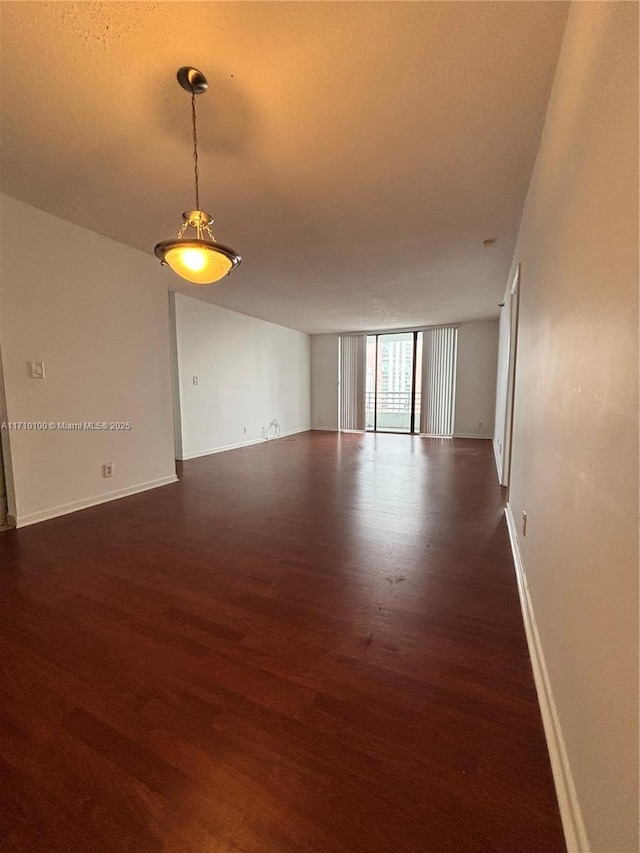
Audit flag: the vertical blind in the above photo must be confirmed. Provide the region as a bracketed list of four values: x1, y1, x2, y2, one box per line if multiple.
[420, 326, 458, 435]
[339, 335, 366, 430]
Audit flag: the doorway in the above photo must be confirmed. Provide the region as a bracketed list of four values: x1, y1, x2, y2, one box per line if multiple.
[168, 293, 185, 461]
[0, 434, 7, 528]
[502, 265, 521, 491]
[0, 347, 14, 528]
[365, 332, 422, 433]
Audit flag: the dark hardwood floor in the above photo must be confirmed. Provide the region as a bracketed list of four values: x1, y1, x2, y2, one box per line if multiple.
[0, 432, 565, 852]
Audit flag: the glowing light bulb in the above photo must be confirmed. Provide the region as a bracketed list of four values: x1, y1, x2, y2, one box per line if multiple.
[180, 248, 206, 272]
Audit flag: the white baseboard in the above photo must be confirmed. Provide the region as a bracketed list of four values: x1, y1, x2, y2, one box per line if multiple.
[452, 433, 492, 440]
[493, 438, 504, 483]
[16, 474, 179, 528]
[178, 428, 309, 461]
[504, 504, 589, 853]
[180, 437, 263, 460]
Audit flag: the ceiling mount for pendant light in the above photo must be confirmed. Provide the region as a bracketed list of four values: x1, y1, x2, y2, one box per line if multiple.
[154, 67, 241, 285]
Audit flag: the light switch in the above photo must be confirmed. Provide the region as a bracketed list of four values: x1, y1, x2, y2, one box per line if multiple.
[29, 361, 45, 379]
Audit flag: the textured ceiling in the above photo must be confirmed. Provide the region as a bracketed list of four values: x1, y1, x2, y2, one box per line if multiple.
[0, 2, 568, 333]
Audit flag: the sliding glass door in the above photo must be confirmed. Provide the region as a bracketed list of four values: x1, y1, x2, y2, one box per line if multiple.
[364, 328, 456, 435]
[366, 332, 420, 433]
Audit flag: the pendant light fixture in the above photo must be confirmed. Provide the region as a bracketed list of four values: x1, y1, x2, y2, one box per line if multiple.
[154, 67, 241, 285]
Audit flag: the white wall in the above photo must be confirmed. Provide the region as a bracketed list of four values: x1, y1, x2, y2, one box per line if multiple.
[311, 334, 339, 430]
[172, 293, 310, 459]
[454, 320, 499, 438]
[504, 4, 638, 851]
[0, 194, 177, 526]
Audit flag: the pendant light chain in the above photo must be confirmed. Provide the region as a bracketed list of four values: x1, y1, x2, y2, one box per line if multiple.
[154, 67, 241, 284]
[191, 90, 200, 212]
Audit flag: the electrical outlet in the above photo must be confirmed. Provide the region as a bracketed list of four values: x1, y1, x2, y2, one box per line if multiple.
[522, 510, 527, 537]
[103, 463, 114, 478]
[192, 376, 199, 386]
[243, 426, 247, 434]
[29, 361, 45, 379]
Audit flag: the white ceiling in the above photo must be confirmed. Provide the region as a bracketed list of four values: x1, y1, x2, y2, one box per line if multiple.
[0, 1, 568, 334]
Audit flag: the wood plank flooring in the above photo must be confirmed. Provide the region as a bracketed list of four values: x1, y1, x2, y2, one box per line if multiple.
[0, 432, 565, 852]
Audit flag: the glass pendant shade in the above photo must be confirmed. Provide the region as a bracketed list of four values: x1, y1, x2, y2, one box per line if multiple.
[155, 238, 239, 285]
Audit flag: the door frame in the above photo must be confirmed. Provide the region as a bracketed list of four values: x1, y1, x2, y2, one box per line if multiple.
[502, 264, 521, 492]
[366, 331, 419, 435]
[0, 345, 16, 528]
[167, 293, 185, 461]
